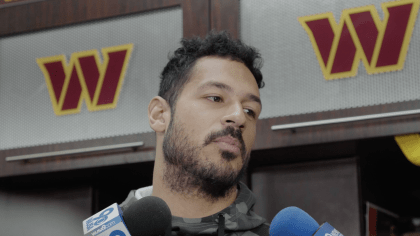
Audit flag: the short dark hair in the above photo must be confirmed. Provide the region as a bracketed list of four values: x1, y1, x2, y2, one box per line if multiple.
[158, 30, 264, 113]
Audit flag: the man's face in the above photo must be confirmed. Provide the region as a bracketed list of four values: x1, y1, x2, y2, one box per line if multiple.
[162, 56, 262, 201]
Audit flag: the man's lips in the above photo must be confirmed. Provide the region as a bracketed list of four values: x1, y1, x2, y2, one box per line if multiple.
[214, 136, 241, 151]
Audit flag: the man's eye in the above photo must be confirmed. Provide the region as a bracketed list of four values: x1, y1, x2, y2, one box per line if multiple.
[208, 96, 223, 102]
[244, 108, 256, 118]
[207, 97, 256, 118]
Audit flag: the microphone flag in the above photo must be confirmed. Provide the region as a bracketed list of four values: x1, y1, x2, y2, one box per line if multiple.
[83, 203, 131, 236]
[313, 222, 344, 236]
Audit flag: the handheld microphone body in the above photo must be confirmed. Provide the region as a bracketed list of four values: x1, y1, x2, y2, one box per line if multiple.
[313, 222, 343, 236]
[269, 206, 344, 236]
[83, 203, 131, 236]
[82, 196, 172, 236]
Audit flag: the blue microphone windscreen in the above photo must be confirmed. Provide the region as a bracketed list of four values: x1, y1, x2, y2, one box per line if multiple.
[269, 206, 319, 236]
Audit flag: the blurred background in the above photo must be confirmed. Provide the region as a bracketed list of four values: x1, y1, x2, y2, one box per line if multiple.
[0, 0, 420, 235]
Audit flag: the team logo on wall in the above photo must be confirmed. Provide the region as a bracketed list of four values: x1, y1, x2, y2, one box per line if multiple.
[36, 44, 133, 116]
[299, 0, 419, 80]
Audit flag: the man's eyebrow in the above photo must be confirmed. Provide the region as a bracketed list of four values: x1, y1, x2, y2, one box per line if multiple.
[197, 81, 262, 108]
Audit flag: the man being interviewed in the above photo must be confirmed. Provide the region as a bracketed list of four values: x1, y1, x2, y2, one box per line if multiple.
[120, 31, 269, 236]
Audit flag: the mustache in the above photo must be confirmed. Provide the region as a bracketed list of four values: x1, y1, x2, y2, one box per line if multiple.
[203, 126, 246, 151]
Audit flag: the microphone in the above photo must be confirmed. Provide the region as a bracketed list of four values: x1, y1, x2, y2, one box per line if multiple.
[269, 206, 344, 236]
[124, 196, 172, 236]
[83, 196, 172, 236]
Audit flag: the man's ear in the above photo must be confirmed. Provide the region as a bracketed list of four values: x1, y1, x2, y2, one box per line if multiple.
[148, 96, 171, 133]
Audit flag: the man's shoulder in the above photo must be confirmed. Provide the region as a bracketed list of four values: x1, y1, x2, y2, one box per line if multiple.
[245, 222, 270, 236]
[119, 189, 137, 212]
[119, 185, 153, 211]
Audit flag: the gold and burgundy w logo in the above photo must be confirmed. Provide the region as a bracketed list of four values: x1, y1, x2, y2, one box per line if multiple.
[299, 0, 419, 80]
[37, 44, 133, 116]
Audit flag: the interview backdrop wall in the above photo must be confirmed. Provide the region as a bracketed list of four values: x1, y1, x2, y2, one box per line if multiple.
[2, 0, 420, 179]
[0, 7, 182, 151]
[9, 0, 420, 151]
[0, 185, 91, 236]
[0, 4, 186, 235]
[237, 0, 420, 235]
[1, 1, 419, 234]
[251, 157, 360, 236]
[240, 0, 420, 118]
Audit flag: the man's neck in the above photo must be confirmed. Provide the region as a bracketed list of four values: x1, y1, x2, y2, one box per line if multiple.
[151, 159, 238, 218]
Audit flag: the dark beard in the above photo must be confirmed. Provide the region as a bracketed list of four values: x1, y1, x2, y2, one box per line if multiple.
[162, 113, 249, 203]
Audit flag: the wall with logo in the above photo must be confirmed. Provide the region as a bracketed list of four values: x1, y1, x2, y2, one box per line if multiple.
[1, 1, 419, 235]
[0, 7, 182, 150]
[241, 0, 420, 119]
[240, 0, 420, 234]
[3, 0, 420, 152]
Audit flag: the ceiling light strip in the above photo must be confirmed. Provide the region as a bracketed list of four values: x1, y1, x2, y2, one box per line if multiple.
[271, 109, 420, 130]
[5, 141, 144, 162]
